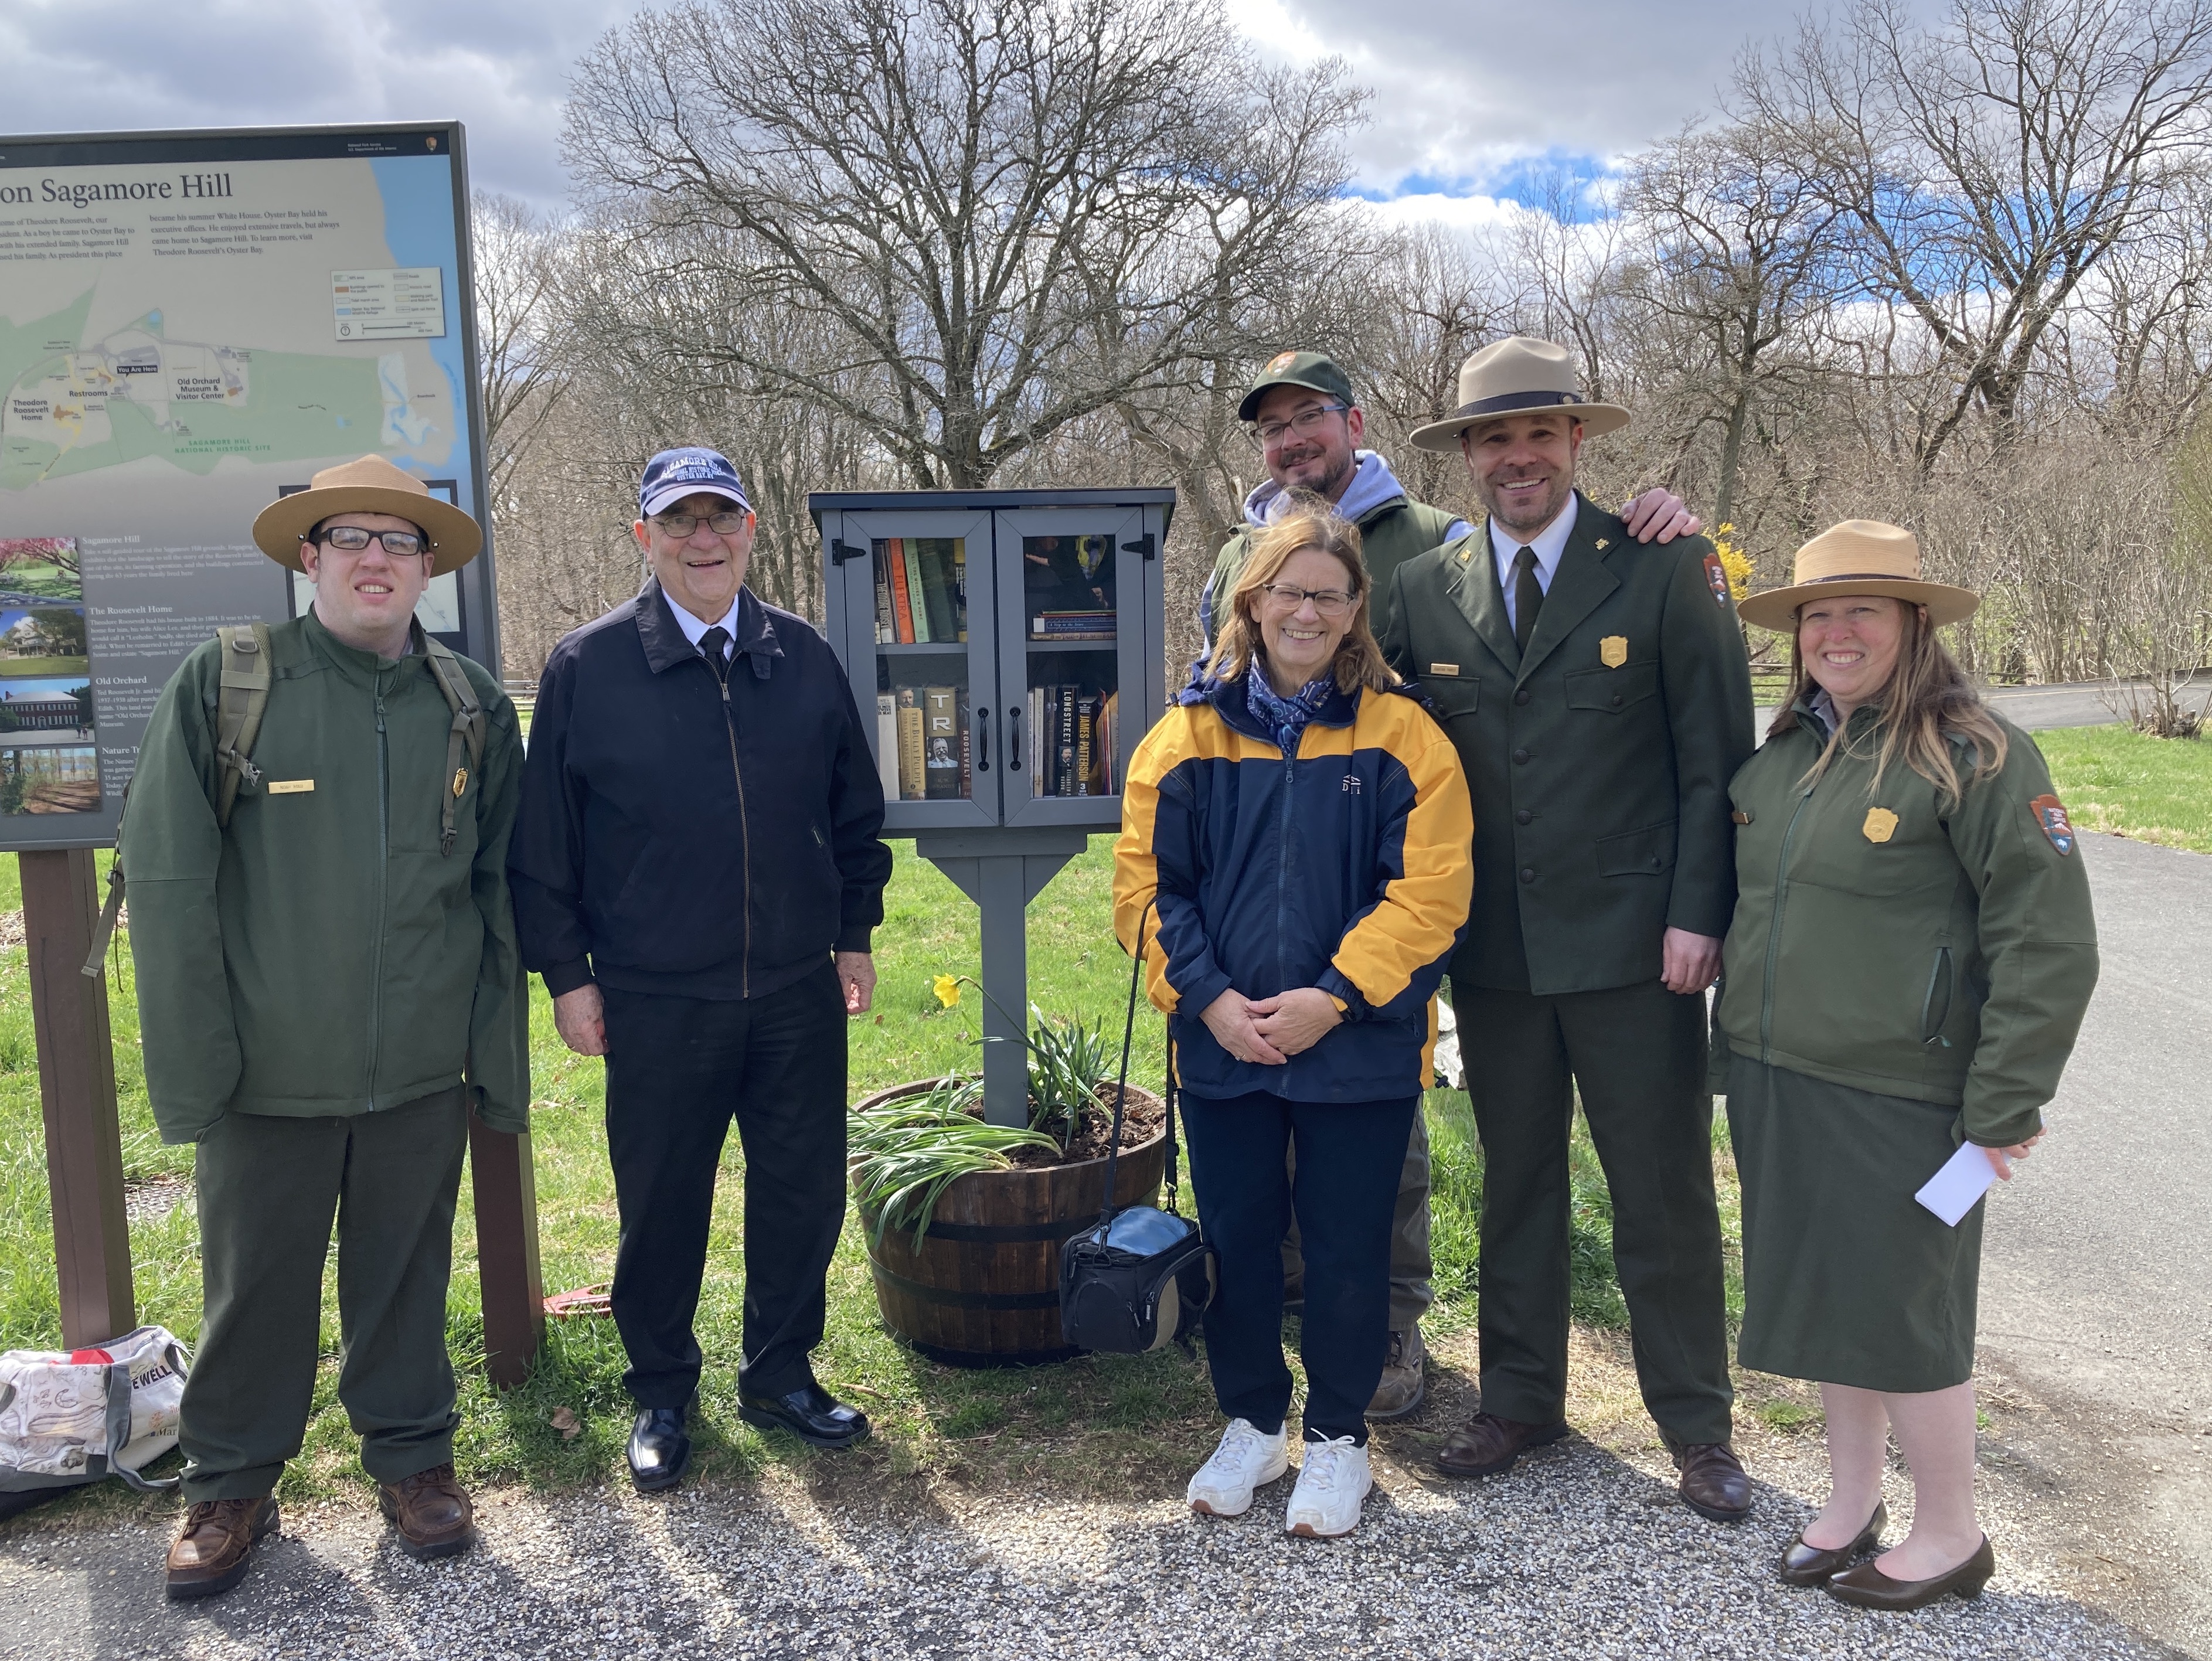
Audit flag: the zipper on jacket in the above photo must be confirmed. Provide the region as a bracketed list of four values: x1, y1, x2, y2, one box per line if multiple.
[1277, 736, 1298, 997]
[1920, 947, 1954, 1047]
[368, 668, 390, 1101]
[705, 648, 753, 997]
[1759, 784, 1816, 1065]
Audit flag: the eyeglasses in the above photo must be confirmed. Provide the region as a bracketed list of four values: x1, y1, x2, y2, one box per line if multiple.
[1258, 582, 1355, 617]
[654, 510, 748, 537]
[1251, 403, 1350, 448]
[317, 526, 425, 557]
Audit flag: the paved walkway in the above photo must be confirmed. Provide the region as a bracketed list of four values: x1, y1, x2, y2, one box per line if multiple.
[1756, 670, 2212, 734]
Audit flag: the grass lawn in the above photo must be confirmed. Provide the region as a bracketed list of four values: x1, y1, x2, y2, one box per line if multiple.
[1, 836, 1683, 1509]
[2032, 724, 2212, 853]
[0, 656, 89, 678]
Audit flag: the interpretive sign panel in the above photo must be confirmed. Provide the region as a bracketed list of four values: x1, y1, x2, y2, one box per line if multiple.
[0, 122, 497, 850]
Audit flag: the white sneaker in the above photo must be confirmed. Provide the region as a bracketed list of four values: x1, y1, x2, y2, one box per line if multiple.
[1186, 1418, 1290, 1516]
[1284, 1436, 1372, 1537]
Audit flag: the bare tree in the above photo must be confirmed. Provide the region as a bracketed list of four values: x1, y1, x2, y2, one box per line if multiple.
[471, 192, 568, 510]
[562, 0, 1362, 488]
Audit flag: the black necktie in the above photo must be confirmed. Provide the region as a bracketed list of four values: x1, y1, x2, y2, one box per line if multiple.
[1512, 547, 1544, 653]
[699, 626, 731, 662]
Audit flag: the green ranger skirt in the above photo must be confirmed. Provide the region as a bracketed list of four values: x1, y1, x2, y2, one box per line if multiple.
[1725, 1055, 1983, 1393]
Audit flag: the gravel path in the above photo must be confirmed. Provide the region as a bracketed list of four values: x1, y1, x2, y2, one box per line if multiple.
[2, 1336, 2184, 1661]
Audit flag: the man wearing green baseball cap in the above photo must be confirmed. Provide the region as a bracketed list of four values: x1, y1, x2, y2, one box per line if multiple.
[1200, 349, 1704, 1420]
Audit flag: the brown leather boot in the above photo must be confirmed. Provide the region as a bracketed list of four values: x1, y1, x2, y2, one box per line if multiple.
[377, 1462, 476, 1560]
[1669, 1438, 1752, 1522]
[164, 1495, 278, 1599]
[1366, 1325, 1427, 1421]
[1432, 1411, 1571, 1478]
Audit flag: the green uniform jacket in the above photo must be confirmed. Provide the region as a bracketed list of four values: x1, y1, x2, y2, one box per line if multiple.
[1380, 494, 1755, 992]
[1717, 702, 2099, 1148]
[122, 611, 530, 1145]
[1202, 495, 1462, 643]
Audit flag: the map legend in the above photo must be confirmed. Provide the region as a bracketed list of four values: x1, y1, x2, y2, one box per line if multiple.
[330, 267, 445, 340]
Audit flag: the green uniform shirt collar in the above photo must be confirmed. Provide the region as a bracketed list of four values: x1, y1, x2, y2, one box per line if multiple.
[300, 607, 427, 684]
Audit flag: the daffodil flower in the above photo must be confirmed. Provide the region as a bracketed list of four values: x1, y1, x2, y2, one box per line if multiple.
[933, 973, 961, 1009]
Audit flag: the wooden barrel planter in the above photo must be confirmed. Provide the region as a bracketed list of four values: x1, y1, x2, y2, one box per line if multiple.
[853, 1081, 1167, 1367]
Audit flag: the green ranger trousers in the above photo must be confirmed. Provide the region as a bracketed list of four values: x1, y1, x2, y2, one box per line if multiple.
[178, 1088, 468, 1502]
[1281, 1107, 1432, 1334]
[1452, 977, 1733, 1446]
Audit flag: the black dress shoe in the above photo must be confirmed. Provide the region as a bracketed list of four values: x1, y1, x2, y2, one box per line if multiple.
[1826, 1534, 1995, 1610]
[737, 1381, 870, 1448]
[628, 1405, 692, 1493]
[1779, 1499, 1887, 1586]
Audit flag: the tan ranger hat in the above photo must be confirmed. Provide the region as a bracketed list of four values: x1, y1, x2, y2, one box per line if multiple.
[1410, 335, 1631, 452]
[1737, 519, 1978, 631]
[251, 454, 483, 576]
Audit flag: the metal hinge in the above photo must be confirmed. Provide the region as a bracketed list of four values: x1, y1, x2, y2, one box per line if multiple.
[1121, 534, 1156, 561]
[831, 539, 869, 565]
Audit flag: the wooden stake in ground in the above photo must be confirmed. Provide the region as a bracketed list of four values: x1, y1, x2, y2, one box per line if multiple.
[22, 848, 133, 1349]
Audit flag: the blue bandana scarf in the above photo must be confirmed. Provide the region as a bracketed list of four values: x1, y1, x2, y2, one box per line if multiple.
[1245, 659, 1338, 755]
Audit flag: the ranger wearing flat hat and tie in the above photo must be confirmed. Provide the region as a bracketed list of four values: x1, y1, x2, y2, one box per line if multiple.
[1204, 349, 1703, 1421]
[1379, 338, 1757, 1520]
[123, 456, 529, 1596]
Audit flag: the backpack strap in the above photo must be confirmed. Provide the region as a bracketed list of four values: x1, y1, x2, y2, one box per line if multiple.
[212, 624, 273, 829]
[420, 635, 485, 858]
[81, 778, 132, 978]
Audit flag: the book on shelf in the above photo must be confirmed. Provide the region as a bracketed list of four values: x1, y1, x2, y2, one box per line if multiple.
[894, 687, 926, 801]
[874, 691, 899, 801]
[1094, 690, 1118, 794]
[1073, 693, 1095, 797]
[916, 540, 958, 644]
[952, 541, 968, 641]
[1032, 610, 1116, 638]
[1056, 683, 1078, 797]
[1029, 686, 1044, 795]
[873, 548, 895, 645]
[901, 540, 932, 642]
[883, 540, 917, 644]
[957, 687, 972, 798]
[923, 685, 961, 800]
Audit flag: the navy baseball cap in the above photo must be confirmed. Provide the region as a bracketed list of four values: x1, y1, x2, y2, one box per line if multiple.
[638, 447, 751, 518]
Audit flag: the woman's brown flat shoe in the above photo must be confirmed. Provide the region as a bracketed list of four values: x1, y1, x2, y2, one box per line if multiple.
[1778, 1499, 1887, 1586]
[1826, 1534, 1995, 1610]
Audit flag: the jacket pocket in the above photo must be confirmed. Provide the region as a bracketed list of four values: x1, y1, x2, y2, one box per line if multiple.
[1596, 818, 1677, 877]
[1920, 946, 1954, 1047]
[1422, 673, 1479, 720]
[1564, 661, 1659, 713]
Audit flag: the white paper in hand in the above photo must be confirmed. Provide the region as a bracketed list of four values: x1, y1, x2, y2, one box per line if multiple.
[1915, 1141, 2000, 1227]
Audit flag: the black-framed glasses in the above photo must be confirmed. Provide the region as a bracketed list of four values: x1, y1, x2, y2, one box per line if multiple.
[317, 526, 426, 557]
[1251, 403, 1350, 447]
[654, 509, 749, 537]
[1258, 581, 1355, 617]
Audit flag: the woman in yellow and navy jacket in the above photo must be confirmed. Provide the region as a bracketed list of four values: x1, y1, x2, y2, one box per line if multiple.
[1114, 502, 1471, 1540]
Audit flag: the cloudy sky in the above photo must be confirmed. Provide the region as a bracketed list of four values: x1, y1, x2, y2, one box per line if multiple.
[0, 0, 1790, 214]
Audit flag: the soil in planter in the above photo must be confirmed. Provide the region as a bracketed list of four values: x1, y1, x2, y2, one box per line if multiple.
[999, 1086, 1165, 1170]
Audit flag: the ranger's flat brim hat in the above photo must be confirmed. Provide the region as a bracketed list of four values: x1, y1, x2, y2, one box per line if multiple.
[1738, 519, 1979, 632]
[1409, 335, 1631, 452]
[251, 454, 483, 576]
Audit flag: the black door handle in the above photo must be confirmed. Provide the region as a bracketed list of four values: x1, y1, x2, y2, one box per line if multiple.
[976, 704, 990, 771]
[1007, 704, 1022, 771]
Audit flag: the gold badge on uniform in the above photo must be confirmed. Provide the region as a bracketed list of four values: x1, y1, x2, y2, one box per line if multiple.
[452, 767, 469, 799]
[1594, 538, 1611, 550]
[1863, 807, 1899, 843]
[1600, 635, 1628, 668]
[267, 780, 314, 795]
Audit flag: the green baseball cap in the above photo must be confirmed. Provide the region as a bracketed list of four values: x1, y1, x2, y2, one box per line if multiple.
[1238, 350, 1357, 422]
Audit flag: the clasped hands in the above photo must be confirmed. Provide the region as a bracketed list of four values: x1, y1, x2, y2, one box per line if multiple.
[1199, 986, 1342, 1066]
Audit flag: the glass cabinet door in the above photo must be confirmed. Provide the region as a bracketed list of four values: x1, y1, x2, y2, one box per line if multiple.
[832, 509, 1000, 828]
[991, 505, 1148, 828]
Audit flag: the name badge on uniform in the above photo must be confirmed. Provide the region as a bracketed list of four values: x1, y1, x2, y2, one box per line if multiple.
[1863, 807, 1898, 843]
[266, 779, 314, 795]
[1600, 636, 1628, 668]
[1428, 662, 1460, 677]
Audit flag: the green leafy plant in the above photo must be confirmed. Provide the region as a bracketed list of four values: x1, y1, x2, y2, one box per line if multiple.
[848, 1074, 1058, 1248]
[1015, 1004, 1114, 1153]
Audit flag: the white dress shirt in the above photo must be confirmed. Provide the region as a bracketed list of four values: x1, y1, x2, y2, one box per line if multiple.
[1488, 492, 1579, 637]
[669, 590, 741, 658]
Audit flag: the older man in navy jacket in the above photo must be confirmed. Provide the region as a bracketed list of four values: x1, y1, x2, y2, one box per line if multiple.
[511, 447, 891, 1493]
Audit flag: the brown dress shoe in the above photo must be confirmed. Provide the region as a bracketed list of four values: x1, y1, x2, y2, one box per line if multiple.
[1779, 1499, 1887, 1585]
[164, 1496, 278, 1599]
[1433, 1411, 1570, 1478]
[1367, 1325, 1427, 1422]
[1669, 1439, 1752, 1522]
[1826, 1534, 1995, 1609]
[377, 1462, 476, 1560]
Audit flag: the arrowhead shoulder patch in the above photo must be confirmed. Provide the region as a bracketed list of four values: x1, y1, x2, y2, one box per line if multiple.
[1702, 551, 1730, 607]
[2030, 793, 2076, 855]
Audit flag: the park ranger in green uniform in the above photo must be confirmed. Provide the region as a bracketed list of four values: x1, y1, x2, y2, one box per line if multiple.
[1380, 336, 1757, 1520]
[122, 457, 529, 1598]
[1202, 351, 1700, 1420]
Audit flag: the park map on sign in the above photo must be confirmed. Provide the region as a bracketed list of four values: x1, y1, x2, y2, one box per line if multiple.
[0, 288, 426, 490]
